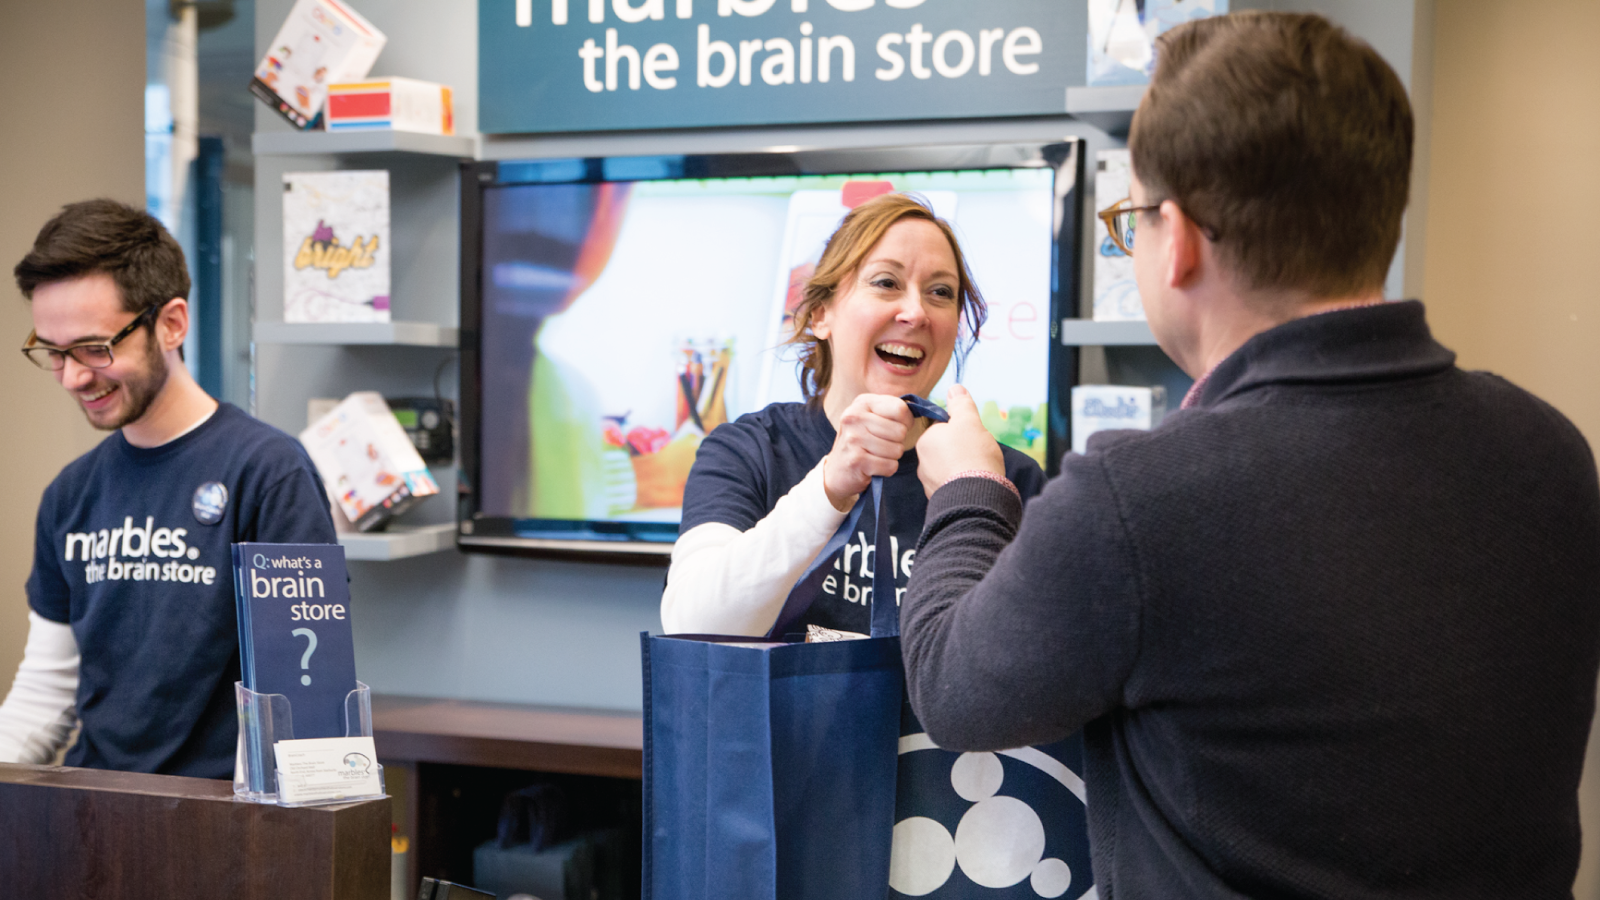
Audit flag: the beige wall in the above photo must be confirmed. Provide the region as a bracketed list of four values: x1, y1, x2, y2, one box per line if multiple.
[0, 4, 144, 698]
[1424, 1, 1600, 441]
[1423, 2, 1600, 896]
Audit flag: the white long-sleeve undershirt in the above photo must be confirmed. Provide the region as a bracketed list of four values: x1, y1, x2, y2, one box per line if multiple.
[661, 460, 852, 637]
[0, 611, 80, 764]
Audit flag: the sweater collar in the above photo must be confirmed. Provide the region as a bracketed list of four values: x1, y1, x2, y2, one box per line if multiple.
[1186, 300, 1456, 410]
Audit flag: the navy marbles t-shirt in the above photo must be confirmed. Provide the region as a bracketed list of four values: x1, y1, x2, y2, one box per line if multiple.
[26, 403, 336, 778]
[680, 402, 1046, 634]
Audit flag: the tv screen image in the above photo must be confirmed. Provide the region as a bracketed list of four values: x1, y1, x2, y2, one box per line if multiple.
[461, 143, 1084, 555]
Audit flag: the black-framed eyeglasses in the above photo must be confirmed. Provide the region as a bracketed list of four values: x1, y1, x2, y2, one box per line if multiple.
[20, 302, 164, 371]
[1096, 197, 1220, 257]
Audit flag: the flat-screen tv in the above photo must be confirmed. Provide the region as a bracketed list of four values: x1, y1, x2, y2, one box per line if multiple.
[459, 140, 1084, 558]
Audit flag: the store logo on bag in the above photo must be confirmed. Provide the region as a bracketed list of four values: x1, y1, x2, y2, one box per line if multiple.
[193, 481, 229, 525]
[890, 734, 1090, 899]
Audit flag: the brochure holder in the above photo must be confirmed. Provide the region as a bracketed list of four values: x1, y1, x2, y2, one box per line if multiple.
[234, 680, 386, 806]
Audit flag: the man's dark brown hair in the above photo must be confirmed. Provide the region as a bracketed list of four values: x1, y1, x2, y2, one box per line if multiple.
[1129, 12, 1413, 298]
[14, 198, 190, 314]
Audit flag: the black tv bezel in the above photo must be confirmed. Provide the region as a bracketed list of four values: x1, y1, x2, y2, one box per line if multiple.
[458, 139, 1085, 561]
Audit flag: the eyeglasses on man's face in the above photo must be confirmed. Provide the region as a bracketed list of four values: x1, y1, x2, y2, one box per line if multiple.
[20, 301, 163, 371]
[1097, 198, 1163, 257]
[1097, 197, 1222, 257]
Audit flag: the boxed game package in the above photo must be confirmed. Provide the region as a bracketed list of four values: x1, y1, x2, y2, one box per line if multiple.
[300, 392, 440, 532]
[251, 0, 386, 129]
[1093, 149, 1144, 321]
[1071, 385, 1167, 454]
[1088, 0, 1228, 87]
[283, 169, 390, 323]
[327, 78, 455, 134]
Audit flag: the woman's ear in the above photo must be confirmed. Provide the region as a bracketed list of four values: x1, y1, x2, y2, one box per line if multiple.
[810, 303, 832, 341]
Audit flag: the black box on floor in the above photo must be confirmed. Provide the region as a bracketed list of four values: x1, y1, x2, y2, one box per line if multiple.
[417, 878, 495, 900]
[472, 834, 593, 900]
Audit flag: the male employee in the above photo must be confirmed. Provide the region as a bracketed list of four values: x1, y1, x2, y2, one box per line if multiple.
[0, 199, 336, 777]
[904, 12, 1600, 899]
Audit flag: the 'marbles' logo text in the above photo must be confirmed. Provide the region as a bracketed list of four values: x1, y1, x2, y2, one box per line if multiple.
[65, 516, 218, 586]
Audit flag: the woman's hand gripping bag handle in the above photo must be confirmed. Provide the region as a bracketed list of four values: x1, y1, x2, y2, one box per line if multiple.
[764, 394, 949, 640]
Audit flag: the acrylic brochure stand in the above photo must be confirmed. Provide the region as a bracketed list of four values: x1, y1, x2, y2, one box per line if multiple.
[234, 680, 387, 807]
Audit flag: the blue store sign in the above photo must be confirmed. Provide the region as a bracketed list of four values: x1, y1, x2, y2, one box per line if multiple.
[480, 0, 1083, 133]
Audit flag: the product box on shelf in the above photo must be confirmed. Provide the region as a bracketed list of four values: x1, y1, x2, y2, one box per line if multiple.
[283, 169, 390, 323]
[1088, 0, 1228, 87]
[251, 0, 387, 130]
[327, 77, 454, 134]
[1093, 149, 1145, 322]
[1071, 385, 1167, 454]
[300, 392, 440, 532]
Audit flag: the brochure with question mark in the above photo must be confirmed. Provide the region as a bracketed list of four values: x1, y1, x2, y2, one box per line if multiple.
[232, 542, 358, 740]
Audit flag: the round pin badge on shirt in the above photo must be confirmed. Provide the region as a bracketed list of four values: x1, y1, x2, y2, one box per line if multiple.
[192, 481, 229, 525]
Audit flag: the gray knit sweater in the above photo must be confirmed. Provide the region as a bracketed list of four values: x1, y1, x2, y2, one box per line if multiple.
[901, 301, 1600, 899]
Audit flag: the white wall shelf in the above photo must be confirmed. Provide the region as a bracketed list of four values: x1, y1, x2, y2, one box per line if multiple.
[339, 523, 457, 561]
[253, 321, 459, 347]
[1060, 319, 1158, 346]
[1065, 85, 1146, 138]
[252, 129, 478, 158]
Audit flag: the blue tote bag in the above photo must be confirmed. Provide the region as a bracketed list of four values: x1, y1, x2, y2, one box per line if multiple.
[642, 631, 905, 900]
[644, 397, 1093, 900]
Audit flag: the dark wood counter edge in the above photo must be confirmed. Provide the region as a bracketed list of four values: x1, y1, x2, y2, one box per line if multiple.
[0, 762, 234, 798]
[2, 763, 390, 900]
[371, 694, 644, 780]
[0, 762, 385, 813]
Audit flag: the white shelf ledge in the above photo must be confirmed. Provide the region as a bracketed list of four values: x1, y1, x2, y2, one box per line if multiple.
[1060, 319, 1158, 346]
[340, 523, 457, 561]
[252, 130, 478, 158]
[253, 321, 458, 347]
[1065, 85, 1146, 137]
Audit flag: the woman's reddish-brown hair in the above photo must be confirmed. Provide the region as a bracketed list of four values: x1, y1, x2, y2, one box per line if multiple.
[786, 192, 986, 402]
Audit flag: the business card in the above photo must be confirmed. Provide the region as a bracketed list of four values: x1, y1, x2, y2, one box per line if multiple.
[272, 735, 385, 804]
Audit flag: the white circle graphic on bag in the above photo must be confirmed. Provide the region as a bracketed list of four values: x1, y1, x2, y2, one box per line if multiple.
[950, 752, 1004, 802]
[1030, 858, 1074, 899]
[892, 734, 1088, 899]
[889, 816, 958, 896]
[956, 796, 1046, 887]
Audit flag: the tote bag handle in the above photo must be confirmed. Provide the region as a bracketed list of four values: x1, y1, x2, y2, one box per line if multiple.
[765, 395, 949, 640]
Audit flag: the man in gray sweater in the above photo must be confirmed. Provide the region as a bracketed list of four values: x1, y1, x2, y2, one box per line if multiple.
[905, 12, 1600, 900]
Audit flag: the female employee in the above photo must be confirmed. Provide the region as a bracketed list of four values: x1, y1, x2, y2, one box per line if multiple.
[661, 193, 1045, 636]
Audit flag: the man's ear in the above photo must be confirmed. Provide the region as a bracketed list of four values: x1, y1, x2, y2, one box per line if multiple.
[155, 298, 190, 352]
[1159, 200, 1207, 291]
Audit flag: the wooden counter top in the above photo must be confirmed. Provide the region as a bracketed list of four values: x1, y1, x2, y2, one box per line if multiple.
[0, 762, 390, 899]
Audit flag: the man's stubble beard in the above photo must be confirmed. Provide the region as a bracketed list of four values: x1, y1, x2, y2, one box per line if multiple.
[89, 330, 171, 432]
